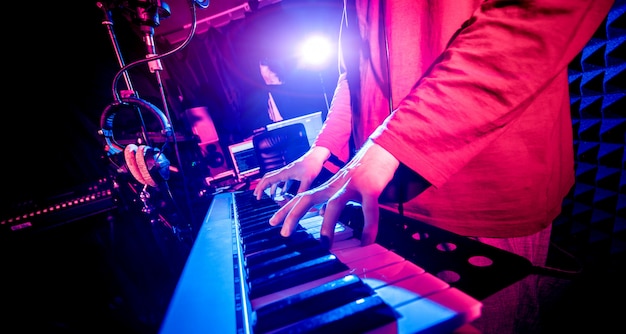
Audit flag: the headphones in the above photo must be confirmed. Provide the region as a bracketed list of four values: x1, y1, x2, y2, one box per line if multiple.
[100, 96, 173, 187]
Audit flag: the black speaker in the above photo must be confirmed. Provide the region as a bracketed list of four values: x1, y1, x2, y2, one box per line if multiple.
[185, 106, 232, 180]
[199, 141, 231, 180]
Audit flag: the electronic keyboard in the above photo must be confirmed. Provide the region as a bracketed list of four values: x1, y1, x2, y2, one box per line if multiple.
[159, 190, 499, 333]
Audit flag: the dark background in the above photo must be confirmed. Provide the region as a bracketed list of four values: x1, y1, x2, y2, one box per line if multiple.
[1, 0, 341, 207]
[1, 1, 343, 332]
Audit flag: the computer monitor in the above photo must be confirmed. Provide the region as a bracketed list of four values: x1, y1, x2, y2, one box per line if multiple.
[265, 111, 324, 148]
[227, 140, 261, 182]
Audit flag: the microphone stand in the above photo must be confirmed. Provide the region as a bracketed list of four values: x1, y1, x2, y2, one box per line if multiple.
[134, 1, 174, 134]
[134, 2, 197, 245]
[98, 0, 195, 246]
[97, 1, 151, 146]
[98, 2, 134, 94]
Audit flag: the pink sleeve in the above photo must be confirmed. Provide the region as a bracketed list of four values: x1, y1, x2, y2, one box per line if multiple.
[313, 72, 353, 164]
[373, 0, 614, 187]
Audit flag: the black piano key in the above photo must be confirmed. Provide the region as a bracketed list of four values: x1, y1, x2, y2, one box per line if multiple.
[237, 198, 276, 210]
[241, 225, 308, 255]
[240, 220, 287, 238]
[241, 225, 283, 243]
[269, 294, 399, 334]
[246, 243, 332, 279]
[244, 230, 312, 255]
[237, 206, 273, 218]
[253, 274, 377, 333]
[239, 210, 276, 229]
[245, 235, 321, 266]
[249, 254, 349, 299]
[235, 191, 278, 212]
[241, 220, 276, 235]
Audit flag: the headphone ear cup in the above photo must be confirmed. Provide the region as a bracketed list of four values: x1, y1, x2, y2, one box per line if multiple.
[124, 144, 148, 185]
[136, 145, 170, 187]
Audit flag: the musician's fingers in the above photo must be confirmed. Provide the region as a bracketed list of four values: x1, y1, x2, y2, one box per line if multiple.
[268, 196, 294, 226]
[254, 177, 273, 199]
[252, 179, 265, 199]
[318, 202, 327, 216]
[298, 172, 320, 194]
[255, 174, 284, 200]
[359, 195, 380, 246]
[279, 194, 315, 237]
[319, 191, 349, 249]
[268, 193, 312, 236]
[269, 182, 279, 199]
[254, 168, 285, 199]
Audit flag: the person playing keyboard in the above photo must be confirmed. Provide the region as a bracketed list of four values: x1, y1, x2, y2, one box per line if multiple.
[253, 0, 615, 333]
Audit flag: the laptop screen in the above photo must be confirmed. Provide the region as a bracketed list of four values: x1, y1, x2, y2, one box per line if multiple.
[265, 111, 324, 148]
[228, 140, 261, 181]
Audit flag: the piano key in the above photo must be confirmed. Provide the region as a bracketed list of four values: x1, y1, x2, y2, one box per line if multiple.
[248, 254, 349, 299]
[245, 234, 321, 266]
[239, 211, 278, 231]
[238, 204, 278, 222]
[369, 273, 450, 306]
[359, 265, 481, 334]
[246, 242, 333, 279]
[297, 215, 354, 241]
[424, 287, 482, 325]
[238, 208, 352, 247]
[367, 287, 482, 334]
[251, 269, 352, 309]
[244, 230, 313, 254]
[332, 242, 391, 263]
[249, 231, 409, 311]
[253, 274, 376, 333]
[342, 249, 406, 276]
[359, 260, 426, 289]
[267, 294, 398, 334]
[330, 237, 362, 250]
[240, 224, 283, 242]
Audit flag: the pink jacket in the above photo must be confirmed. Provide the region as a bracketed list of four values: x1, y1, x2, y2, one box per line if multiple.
[314, 0, 614, 237]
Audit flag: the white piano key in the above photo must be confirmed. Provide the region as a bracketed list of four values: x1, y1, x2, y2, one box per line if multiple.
[333, 242, 390, 263]
[359, 260, 426, 289]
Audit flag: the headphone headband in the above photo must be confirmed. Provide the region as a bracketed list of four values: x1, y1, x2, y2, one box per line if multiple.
[100, 97, 173, 156]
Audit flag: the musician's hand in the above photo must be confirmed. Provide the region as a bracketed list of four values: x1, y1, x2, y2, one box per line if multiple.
[269, 139, 399, 247]
[253, 146, 331, 200]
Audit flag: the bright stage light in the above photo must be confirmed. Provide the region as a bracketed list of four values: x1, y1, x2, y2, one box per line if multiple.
[298, 35, 333, 69]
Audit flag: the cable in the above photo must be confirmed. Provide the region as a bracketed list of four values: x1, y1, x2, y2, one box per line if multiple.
[531, 241, 584, 278]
